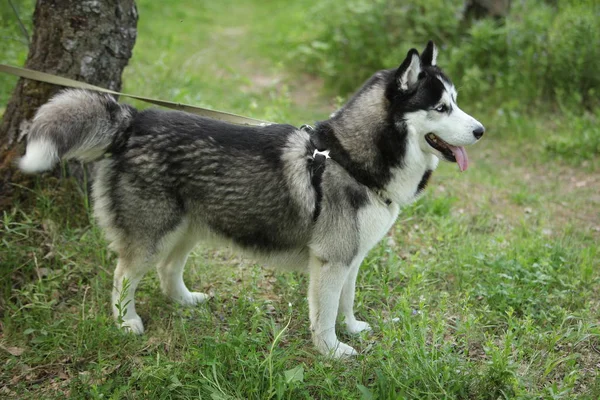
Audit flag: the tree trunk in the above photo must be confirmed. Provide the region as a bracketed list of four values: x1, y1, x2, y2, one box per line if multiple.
[465, 0, 511, 19]
[0, 0, 138, 211]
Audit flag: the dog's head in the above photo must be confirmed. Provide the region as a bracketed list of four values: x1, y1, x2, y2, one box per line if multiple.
[387, 41, 484, 171]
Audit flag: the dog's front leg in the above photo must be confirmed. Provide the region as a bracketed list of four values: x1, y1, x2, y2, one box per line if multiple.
[338, 258, 372, 334]
[308, 254, 356, 358]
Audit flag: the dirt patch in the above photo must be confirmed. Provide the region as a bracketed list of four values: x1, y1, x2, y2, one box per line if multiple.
[445, 140, 600, 239]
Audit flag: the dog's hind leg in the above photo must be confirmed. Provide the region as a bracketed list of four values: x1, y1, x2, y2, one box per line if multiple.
[308, 254, 357, 358]
[338, 258, 372, 335]
[156, 236, 209, 306]
[112, 252, 153, 334]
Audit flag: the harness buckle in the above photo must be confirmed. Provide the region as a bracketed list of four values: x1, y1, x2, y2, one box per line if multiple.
[312, 149, 331, 160]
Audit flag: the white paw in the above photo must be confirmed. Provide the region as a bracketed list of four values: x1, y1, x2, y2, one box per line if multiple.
[329, 341, 358, 358]
[120, 316, 144, 334]
[315, 338, 358, 358]
[346, 320, 372, 335]
[174, 291, 210, 306]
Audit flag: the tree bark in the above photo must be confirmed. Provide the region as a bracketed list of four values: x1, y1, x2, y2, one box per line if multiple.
[0, 0, 138, 210]
[465, 0, 511, 19]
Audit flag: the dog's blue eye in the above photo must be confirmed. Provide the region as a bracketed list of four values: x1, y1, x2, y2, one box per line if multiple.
[435, 105, 448, 113]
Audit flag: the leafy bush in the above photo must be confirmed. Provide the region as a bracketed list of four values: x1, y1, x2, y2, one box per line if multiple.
[0, 0, 34, 108]
[445, 0, 555, 106]
[295, 0, 464, 94]
[546, 1, 600, 104]
[295, 0, 600, 110]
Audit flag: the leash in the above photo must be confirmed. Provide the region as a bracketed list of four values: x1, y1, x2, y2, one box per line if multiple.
[2, 63, 362, 218]
[0, 63, 273, 126]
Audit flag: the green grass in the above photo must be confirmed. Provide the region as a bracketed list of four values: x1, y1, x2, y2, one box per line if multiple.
[1, 0, 600, 398]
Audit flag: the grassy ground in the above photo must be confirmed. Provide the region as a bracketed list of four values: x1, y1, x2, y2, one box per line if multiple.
[1, 0, 599, 398]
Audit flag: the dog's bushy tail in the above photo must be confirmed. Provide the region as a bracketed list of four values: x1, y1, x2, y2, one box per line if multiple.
[19, 89, 136, 173]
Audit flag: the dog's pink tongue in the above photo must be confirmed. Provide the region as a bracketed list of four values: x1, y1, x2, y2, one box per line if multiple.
[449, 145, 469, 172]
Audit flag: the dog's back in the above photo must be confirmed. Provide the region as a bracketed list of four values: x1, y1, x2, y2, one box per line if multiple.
[97, 107, 317, 254]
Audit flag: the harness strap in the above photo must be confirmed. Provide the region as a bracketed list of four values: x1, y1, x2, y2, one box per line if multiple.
[302, 125, 329, 222]
[301, 124, 393, 222]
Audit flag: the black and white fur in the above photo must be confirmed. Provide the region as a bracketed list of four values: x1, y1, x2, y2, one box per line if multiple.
[19, 42, 484, 358]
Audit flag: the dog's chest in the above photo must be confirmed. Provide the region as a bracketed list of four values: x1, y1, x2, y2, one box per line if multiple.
[386, 154, 439, 206]
[356, 201, 399, 256]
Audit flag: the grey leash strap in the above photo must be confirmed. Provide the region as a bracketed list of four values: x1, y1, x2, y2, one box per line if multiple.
[0, 63, 273, 126]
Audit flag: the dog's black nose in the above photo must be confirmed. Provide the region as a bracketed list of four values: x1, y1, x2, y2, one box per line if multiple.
[473, 126, 485, 139]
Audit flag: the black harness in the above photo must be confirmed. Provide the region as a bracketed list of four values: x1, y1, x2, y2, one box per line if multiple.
[301, 124, 392, 222]
[301, 124, 330, 222]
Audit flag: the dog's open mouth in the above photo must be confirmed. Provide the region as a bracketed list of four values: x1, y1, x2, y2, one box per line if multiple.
[425, 133, 469, 171]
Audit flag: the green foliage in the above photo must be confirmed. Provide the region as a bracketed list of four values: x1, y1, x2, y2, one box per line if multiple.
[0, 0, 34, 108]
[547, 0, 600, 104]
[445, 0, 556, 106]
[295, 0, 600, 111]
[295, 0, 464, 93]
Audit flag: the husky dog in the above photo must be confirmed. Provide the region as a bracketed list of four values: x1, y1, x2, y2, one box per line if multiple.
[19, 42, 484, 358]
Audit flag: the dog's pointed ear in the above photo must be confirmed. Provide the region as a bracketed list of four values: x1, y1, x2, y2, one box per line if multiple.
[421, 41, 438, 67]
[396, 49, 421, 91]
